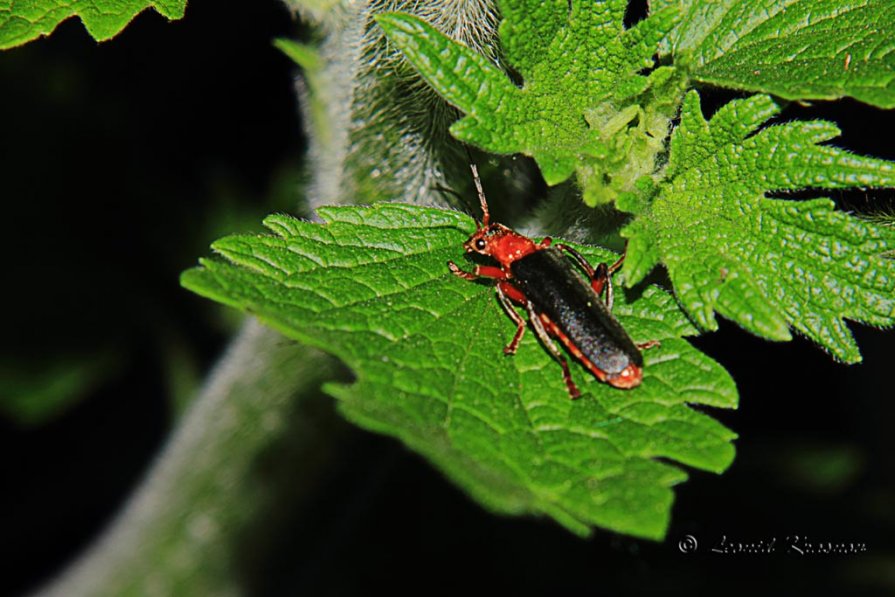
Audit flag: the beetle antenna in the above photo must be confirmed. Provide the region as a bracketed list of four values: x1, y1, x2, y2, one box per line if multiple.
[469, 162, 489, 228]
[459, 140, 490, 227]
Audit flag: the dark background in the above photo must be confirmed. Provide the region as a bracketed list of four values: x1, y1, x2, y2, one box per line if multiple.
[1, 1, 893, 595]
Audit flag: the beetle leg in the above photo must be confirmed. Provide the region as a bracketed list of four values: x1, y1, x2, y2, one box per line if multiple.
[526, 303, 581, 399]
[555, 243, 596, 278]
[496, 283, 526, 355]
[497, 280, 526, 304]
[448, 260, 476, 280]
[637, 340, 661, 350]
[539, 236, 553, 248]
[592, 263, 615, 309]
[607, 252, 625, 275]
[598, 254, 626, 310]
[555, 243, 616, 308]
[448, 261, 507, 281]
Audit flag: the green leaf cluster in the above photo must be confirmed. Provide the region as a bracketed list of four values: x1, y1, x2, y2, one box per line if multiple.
[377, 0, 895, 361]
[180, 0, 895, 539]
[376, 1, 684, 206]
[622, 92, 895, 361]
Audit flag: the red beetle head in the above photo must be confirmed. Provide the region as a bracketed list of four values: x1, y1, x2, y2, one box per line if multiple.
[462, 163, 537, 266]
[463, 222, 515, 257]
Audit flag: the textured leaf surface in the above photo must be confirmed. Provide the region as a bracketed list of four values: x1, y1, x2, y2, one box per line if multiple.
[662, 0, 895, 108]
[622, 92, 895, 362]
[376, 1, 682, 204]
[182, 204, 738, 539]
[0, 0, 186, 49]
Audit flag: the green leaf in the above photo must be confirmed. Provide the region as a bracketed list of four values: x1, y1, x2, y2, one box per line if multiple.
[664, 0, 895, 109]
[275, 39, 333, 149]
[376, 2, 684, 205]
[182, 204, 738, 539]
[622, 91, 895, 362]
[0, 0, 186, 50]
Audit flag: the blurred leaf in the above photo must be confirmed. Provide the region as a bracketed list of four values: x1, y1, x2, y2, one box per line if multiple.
[776, 443, 864, 494]
[158, 329, 203, 417]
[0, 352, 117, 425]
[275, 39, 333, 149]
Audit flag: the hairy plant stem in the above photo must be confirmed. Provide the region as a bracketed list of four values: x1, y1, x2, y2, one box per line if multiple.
[37, 320, 345, 596]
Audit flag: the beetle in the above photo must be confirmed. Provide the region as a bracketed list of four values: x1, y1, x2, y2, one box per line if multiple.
[447, 165, 656, 398]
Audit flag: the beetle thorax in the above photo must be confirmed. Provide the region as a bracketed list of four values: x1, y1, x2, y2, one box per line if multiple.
[484, 229, 538, 267]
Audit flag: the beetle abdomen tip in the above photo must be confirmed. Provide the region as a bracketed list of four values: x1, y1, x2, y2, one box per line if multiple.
[607, 364, 643, 389]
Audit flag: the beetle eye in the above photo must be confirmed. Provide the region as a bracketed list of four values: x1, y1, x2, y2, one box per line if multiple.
[475, 239, 486, 251]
